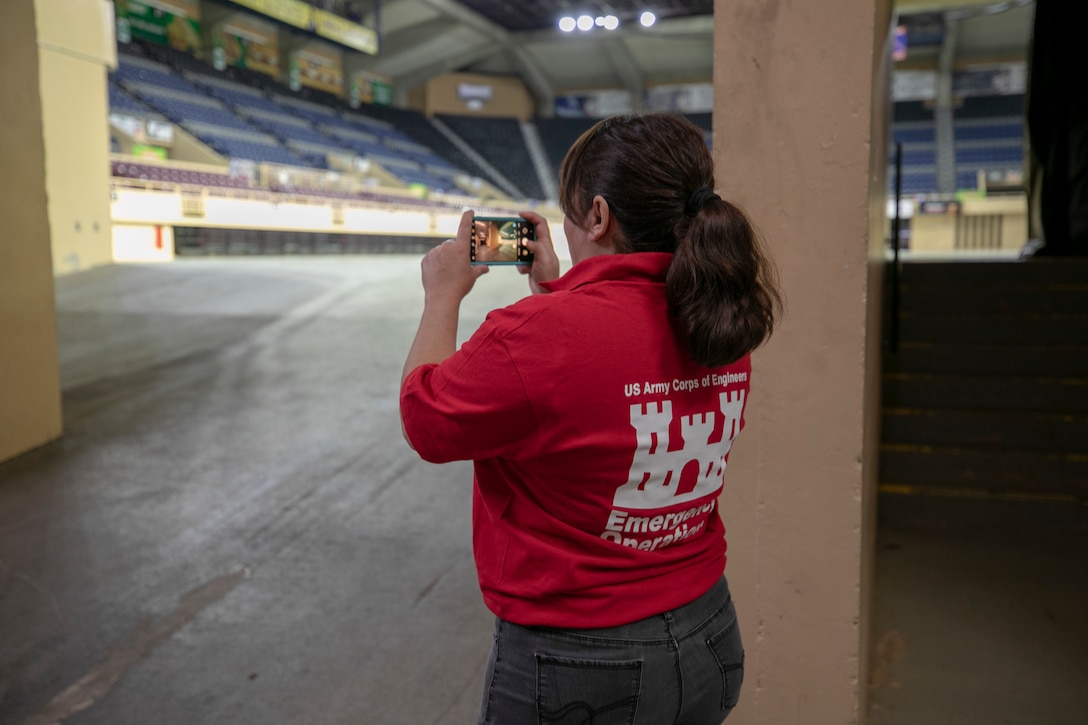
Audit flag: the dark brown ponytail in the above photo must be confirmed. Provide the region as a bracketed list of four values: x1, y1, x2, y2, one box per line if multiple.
[667, 196, 780, 367]
[559, 113, 782, 367]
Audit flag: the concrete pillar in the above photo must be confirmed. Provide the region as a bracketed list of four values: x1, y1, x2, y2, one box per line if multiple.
[34, 0, 116, 274]
[0, 0, 63, 462]
[714, 0, 892, 722]
[935, 17, 959, 194]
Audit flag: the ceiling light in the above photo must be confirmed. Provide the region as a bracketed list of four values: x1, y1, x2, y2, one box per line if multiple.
[595, 16, 605, 26]
[558, 16, 576, 31]
[640, 10, 656, 27]
[577, 14, 594, 31]
[603, 15, 619, 30]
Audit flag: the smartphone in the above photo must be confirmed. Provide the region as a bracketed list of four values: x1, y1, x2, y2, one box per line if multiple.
[470, 216, 535, 266]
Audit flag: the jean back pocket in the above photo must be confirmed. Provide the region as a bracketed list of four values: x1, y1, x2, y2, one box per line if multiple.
[536, 654, 642, 725]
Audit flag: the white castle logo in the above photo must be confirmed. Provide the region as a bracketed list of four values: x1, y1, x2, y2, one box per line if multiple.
[613, 390, 746, 510]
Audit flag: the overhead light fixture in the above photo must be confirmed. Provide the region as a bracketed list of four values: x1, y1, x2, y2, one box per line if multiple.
[561, 11, 621, 33]
[640, 10, 656, 27]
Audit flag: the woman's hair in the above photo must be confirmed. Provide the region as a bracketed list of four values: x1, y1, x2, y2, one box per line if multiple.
[558, 113, 782, 368]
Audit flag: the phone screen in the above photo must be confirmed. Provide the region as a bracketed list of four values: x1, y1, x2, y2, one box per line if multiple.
[470, 217, 534, 266]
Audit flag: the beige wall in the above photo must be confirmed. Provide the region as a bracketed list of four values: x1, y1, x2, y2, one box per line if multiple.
[0, 0, 63, 462]
[421, 72, 535, 121]
[36, 0, 115, 275]
[714, 0, 891, 722]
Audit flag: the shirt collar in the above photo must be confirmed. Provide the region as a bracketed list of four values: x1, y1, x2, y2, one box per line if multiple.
[539, 252, 674, 293]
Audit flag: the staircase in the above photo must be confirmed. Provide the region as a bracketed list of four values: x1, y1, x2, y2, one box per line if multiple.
[880, 259, 1088, 503]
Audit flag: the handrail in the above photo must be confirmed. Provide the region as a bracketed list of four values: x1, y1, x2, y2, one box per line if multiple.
[889, 142, 903, 354]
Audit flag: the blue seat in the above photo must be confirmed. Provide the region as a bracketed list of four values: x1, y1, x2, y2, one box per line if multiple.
[900, 150, 936, 166]
[956, 146, 1023, 164]
[889, 173, 938, 194]
[893, 127, 936, 144]
[954, 124, 1023, 141]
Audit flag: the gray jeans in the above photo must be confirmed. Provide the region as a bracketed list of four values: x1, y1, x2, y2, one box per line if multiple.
[478, 577, 743, 725]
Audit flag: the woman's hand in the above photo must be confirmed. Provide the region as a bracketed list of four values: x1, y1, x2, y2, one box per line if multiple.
[403, 210, 486, 387]
[421, 209, 488, 304]
[517, 210, 561, 295]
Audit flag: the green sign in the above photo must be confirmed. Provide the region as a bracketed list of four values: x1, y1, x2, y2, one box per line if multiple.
[115, 0, 201, 52]
[351, 73, 393, 107]
[132, 144, 168, 160]
[371, 80, 392, 106]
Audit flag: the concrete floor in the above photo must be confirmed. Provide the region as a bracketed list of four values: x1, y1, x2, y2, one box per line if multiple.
[1, 258, 1085, 724]
[870, 497, 1088, 725]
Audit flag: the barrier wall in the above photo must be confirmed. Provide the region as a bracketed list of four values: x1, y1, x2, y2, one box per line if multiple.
[109, 186, 571, 260]
[910, 195, 1028, 254]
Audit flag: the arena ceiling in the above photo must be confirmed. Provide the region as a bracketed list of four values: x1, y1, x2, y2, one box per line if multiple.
[355, 0, 1034, 108]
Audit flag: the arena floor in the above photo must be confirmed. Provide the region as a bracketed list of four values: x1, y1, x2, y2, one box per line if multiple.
[1, 257, 1085, 724]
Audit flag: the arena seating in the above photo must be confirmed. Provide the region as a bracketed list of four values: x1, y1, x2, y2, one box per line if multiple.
[888, 96, 1026, 195]
[311, 107, 464, 191]
[109, 42, 732, 202]
[534, 117, 596, 182]
[953, 94, 1025, 191]
[111, 41, 479, 191]
[890, 101, 938, 195]
[684, 112, 713, 150]
[436, 114, 546, 200]
[685, 112, 712, 133]
[111, 54, 309, 168]
[108, 81, 164, 118]
[352, 104, 498, 185]
[119, 41, 1001, 208]
[108, 35, 1029, 209]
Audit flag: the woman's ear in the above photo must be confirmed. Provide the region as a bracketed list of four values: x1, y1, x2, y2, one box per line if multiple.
[587, 194, 614, 247]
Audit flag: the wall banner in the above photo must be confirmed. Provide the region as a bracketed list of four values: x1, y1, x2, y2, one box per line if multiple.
[115, 0, 201, 52]
[351, 71, 392, 107]
[290, 44, 344, 98]
[213, 14, 281, 79]
[313, 10, 378, 55]
[229, 0, 312, 30]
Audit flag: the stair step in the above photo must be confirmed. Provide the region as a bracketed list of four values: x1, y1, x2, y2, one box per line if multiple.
[882, 408, 1088, 454]
[883, 259, 1088, 500]
[879, 444, 1088, 499]
[898, 314, 1088, 345]
[899, 285, 1088, 315]
[886, 343, 1088, 377]
[899, 259, 1088, 287]
[883, 374, 1088, 412]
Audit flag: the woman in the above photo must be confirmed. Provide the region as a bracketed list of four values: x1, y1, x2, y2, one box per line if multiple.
[400, 113, 781, 725]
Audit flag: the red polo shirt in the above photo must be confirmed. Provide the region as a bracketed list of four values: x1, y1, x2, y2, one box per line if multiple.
[401, 252, 751, 628]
